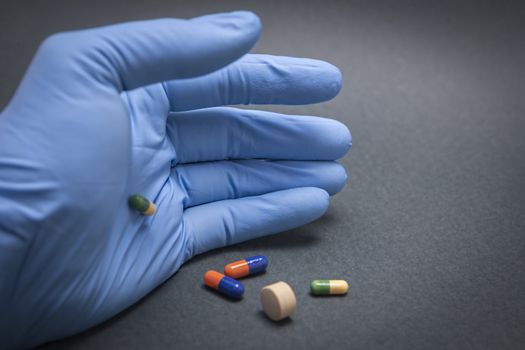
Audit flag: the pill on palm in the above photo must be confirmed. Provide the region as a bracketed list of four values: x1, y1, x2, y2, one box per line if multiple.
[128, 194, 156, 216]
[224, 255, 268, 279]
[310, 280, 349, 295]
[204, 270, 245, 299]
[260, 281, 296, 321]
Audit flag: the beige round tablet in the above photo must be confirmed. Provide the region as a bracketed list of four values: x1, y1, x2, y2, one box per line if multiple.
[260, 281, 296, 321]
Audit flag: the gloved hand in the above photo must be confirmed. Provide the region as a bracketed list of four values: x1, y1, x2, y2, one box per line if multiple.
[0, 11, 351, 348]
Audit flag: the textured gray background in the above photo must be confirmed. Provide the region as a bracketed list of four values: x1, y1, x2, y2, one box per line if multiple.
[1, 0, 524, 349]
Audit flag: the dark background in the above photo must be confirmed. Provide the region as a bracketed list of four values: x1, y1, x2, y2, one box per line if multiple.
[1, 0, 524, 349]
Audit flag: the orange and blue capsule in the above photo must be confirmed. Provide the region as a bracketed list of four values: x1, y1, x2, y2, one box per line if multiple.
[224, 255, 269, 279]
[204, 270, 244, 299]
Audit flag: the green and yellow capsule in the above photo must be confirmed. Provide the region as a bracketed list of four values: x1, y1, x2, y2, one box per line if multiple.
[310, 280, 349, 295]
[128, 194, 156, 216]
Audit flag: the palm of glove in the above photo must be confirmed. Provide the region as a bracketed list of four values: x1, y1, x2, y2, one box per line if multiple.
[0, 12, 350, 348]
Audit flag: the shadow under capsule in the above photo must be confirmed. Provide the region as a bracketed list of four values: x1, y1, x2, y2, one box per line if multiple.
[201, 285, 243, 303]
[309, 292, 348, 298]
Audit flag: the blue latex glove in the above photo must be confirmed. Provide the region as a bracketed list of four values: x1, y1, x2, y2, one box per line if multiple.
[0, 11, 351, 348]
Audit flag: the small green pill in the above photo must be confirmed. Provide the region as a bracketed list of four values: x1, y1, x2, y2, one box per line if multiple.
[128, 194, 156, 216]
[310, 280, 349, 295]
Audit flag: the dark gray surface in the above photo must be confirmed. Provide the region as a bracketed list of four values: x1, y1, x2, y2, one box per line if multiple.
[1, 0, 525, 349]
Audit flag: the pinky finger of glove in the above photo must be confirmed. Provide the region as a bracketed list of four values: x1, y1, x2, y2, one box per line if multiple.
[183, 187, 329, 257]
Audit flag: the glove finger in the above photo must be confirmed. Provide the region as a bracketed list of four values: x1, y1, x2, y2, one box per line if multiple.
[183, 187, 329, 256]
[35, 11, 260, 91]
[168, 107, 351, 164]
[174, 160, 347, 208]
[163, 54, 342, 111]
